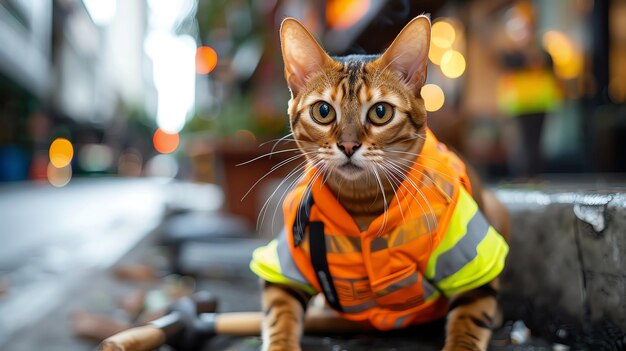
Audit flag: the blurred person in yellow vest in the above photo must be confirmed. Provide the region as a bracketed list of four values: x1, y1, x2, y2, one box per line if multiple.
[496, 1, 562, 178]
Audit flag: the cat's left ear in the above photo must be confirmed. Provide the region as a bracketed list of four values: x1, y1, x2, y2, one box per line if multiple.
[280, 18, 334, 96]
[377, 15, 431, 92]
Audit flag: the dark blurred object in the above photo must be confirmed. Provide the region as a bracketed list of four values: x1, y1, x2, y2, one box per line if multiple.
[160, 211, 253, 275]
[327, 0, 445, 55]
[588, 104, 626, 173]
[0, 145, 29, 181]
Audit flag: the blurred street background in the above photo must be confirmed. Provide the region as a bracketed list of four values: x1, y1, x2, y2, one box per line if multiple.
[0, 0, 625, 350]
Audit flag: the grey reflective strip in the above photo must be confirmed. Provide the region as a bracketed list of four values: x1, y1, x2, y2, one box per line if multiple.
[390, 214, 438, 247]
[333, 276, 369, 283]
[393, 314, 411, 329]
[433, 211, 490, 282]
[341, 299, 377, 314]
[370, 237, 388, 252]
[421, 276, 436, 298]
[276, 231, 309, 285]
[423, 171, 454, 201]
[370, 214, 439, 253]
[375, 272, 418, 297]
[325, 234, 361, 254]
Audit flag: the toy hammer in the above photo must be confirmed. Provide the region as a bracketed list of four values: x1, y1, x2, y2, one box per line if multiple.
[98, 291, 367, 351]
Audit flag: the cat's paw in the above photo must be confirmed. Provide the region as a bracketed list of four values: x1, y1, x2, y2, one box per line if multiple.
[262, 342, 302, 351]
[441, 344, 483, 351]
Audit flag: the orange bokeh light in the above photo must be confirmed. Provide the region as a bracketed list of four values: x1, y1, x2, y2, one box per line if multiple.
[153, 129, 180, 154]
[49, 138, 74, 168]
[326, 0, 370, 30]
[196, 46, 218, 75]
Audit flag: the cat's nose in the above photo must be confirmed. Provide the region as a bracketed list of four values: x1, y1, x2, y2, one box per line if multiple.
[337, 141, 361, 157]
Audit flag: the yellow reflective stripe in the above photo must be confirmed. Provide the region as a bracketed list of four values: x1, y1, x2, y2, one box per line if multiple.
[432, 210, 490, 282]
[249, 237, 317, 295]
[425, 187, 478, 279]
[436, 227, 508, 296]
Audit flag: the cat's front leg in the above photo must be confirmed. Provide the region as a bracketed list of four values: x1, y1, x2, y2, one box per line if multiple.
[261, 282, 310, 351]
[441, 282, 500, 351]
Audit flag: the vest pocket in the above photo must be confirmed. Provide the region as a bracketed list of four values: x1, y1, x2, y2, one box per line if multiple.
[370, 263, 425, 310]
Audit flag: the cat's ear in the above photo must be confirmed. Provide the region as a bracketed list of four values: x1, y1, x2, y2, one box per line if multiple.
[280, 17, 333, 96]
[378, 15, 431, 92]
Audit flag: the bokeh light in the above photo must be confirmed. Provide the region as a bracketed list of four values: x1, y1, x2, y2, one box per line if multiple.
[429, 19, 457, 66]
[235, 129, 257, 143]
[428, 43, 448, 66]
[440, 50, 466, 79]
[153, 128, 180, 154]
[146, 154, 179, 179]
[542, 31, 583, 79]
[431, 21, 456, 48]
[78, 144, 114, 172]
[195, 46, 218, 75]
[49, 138, 74, 168]
[326, 0, 371, 30]
[118, 149, 143, 177]
[47, 162, 72, 187]
[421, 84, 445, 112]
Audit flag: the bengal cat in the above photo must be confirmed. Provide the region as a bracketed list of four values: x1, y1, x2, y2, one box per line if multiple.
[259, 15, 511, 351]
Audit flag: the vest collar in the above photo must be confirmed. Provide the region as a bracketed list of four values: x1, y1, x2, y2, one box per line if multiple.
[303, 129, 444, 239]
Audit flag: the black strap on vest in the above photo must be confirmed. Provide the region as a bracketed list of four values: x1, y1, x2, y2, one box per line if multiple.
[308, 221, 343, 312]
[291, 191, 342, 311]
[292, 191, 314, 246]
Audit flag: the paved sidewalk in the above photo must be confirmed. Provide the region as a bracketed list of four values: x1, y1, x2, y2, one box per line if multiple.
[0, 179, 167, 350]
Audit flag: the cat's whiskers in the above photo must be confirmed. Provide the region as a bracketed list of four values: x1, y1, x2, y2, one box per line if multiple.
[283, 157, 328, 228]
[237, 148, 304, 167]
[257, 159, 312, 232]
[385, 158, 441, 213]
[385, 150, 457, 180]
[390, 133, 426, 144]
[289, 159, 329, 235]
[377, 164, 408, 226]
[258, 132, 294, 151]
[389, 157, 458, 197]
[380, 160, 435, 252]
[382, 159, 438, 233]
[242, 150, 319, 202]
[368, 163, 389, 237]
[258, 155, 323, 232]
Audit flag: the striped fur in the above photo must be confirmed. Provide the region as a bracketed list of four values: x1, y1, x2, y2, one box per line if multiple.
[262, 284, 308, 351]
[261, 16, 510, 351]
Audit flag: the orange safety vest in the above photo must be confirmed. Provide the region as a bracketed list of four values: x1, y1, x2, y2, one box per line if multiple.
[251, 128, 509, 330]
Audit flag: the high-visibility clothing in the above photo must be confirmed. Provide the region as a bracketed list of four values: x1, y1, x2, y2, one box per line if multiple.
[497, 68, 561, 116]
[250, 128, 509, 330]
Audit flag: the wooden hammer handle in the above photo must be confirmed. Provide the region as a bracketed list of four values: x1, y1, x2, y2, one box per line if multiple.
[98, 325, 166, 351]
[214, 310, 369, 336]
[99, 310, 370, 351]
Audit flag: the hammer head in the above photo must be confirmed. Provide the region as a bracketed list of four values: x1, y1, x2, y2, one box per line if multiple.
[98, 291, 219, 351]
[155, 291, 219, 350]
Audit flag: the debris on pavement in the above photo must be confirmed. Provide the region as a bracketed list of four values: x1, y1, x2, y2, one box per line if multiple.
[112, 263, 158, 282]
[511, 320, 530, 344]
[71, 310, 130, 342]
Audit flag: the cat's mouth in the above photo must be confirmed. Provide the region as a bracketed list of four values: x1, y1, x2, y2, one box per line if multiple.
[337, 161, 363, 173]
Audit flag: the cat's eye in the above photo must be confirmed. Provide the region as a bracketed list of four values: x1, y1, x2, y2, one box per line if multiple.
[310, 101, 336, 125]
[368, 102, 394, 125]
